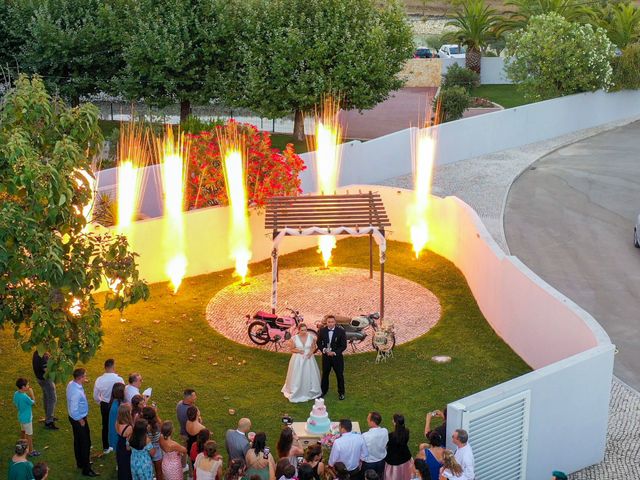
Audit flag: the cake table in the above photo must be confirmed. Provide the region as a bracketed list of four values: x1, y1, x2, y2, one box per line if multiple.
[290, 422, 361, 449]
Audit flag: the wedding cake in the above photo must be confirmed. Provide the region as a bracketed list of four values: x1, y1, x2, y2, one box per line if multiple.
[306, 398, 331, 434]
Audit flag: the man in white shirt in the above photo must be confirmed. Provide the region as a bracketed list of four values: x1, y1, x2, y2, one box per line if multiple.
[329, 419, 369, 479]
[93, 358, 124, 454]
[124, 372, 142, 403]
[453, 429, 475, 480]
[361, 412, 388, 479]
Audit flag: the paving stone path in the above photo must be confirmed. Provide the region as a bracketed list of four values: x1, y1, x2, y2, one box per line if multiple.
[206, 267, 441, 354]
[379, 116, 640, 479]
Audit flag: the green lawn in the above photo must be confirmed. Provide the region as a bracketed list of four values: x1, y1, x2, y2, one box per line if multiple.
[0, 238, 531, 479]
[470, 84, 532, 109]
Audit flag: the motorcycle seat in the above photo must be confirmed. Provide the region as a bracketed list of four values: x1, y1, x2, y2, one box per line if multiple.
[255, 311, 279, 319]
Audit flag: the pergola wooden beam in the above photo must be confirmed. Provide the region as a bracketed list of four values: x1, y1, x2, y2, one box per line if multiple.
[265, 191, 390, 321]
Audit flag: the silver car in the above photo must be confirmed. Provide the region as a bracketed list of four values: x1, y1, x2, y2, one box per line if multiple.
[635, 214, 640, 247]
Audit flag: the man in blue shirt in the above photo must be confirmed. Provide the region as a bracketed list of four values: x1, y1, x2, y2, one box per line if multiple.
[67, 368, 98, 477]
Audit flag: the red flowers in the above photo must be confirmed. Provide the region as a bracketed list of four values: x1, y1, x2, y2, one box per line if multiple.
[185, 120, 306, 210]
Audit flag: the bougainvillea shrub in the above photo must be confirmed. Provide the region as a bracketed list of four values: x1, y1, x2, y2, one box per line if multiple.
[186, 120, 306, 209]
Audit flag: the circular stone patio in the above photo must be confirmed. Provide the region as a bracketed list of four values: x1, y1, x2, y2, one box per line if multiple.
[206, 267, 441, 353]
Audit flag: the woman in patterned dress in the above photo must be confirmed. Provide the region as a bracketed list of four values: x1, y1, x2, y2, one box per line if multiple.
[160, 421, 187, 480]
[129, 419, 156, 480]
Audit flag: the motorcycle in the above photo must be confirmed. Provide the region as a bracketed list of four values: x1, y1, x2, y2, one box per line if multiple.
[317, 312, 395, 352]
[246, 307, 316, 349]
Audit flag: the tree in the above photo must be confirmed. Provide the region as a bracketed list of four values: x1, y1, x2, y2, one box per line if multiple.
[586, 2, 640, 49]
[222, 0, 414, 140]
[500, 0, 588, 33]
[0, 75, 149, 381]
[119, 0, 227, 123]
[505, 13, 615, 101]
[0, 1, 37, 73]
[17, 0, 130, 106]
[444, 0, 500, 74]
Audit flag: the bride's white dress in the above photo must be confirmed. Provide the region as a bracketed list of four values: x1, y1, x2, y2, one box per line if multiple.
[281, 334, 321, 403]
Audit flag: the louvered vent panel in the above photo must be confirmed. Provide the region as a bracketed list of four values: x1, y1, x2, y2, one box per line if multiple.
[462, 391, 530, 480]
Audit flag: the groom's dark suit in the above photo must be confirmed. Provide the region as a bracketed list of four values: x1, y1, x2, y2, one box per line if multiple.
[317, 325, 347, 397]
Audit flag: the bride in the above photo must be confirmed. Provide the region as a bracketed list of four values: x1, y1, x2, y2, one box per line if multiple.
[281, 322, 321, 402]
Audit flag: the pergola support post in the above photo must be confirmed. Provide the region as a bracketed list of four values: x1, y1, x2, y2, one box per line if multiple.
[369, 232, 373, 279]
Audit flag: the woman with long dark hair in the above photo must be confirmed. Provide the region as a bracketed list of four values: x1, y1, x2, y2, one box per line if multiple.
[142, 406, 163, 480]
[129, 419, 156, 480]
[384, 414, 413, 480]
[224, 457, 247, 480]
[186, 406, 206, 455]
[245, 432, 276, 480]
[115, 404, 133, 480]
[190, 429, 211, 480]
[108, 383, 125, 451]
[276, 427, 303, 470]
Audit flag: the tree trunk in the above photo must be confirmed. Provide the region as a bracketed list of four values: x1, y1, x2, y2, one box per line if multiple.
[180, 99, 191, 124]
[465, 48, 482, 75]
[71, 95, 80, 107]
[293, 109, 305, 141]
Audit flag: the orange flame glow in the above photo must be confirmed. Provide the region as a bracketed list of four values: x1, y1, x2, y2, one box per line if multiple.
[69, 297, 82, 317]
[117, 122, 149, 233]
[313, 98, 342, 267]
[159, 128, 188, 293]
[219, 126, 252, 283]
[409, 130, 436, 258]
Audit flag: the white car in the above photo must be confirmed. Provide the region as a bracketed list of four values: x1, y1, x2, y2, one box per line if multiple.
[438, 44, 467, 59]
[635, 214, 640, 247]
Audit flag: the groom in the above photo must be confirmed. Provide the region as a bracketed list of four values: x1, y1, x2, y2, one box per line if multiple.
[317, 315, 347, 400]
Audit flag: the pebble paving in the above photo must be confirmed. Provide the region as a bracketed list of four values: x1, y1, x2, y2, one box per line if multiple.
[206, 267, 441, 354]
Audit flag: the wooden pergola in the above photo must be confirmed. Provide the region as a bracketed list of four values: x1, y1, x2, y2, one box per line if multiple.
[265, 191, 391, 318]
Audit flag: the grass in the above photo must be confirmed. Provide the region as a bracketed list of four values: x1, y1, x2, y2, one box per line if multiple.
[0, 238, 531, 479]
[470, 84, 532, 109]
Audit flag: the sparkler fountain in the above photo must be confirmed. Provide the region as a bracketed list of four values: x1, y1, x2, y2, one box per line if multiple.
[159, 129, 188, 294]
[313, 98, 343, 268]
[408, 128, 436, 258]
[220, 127, 252, 284]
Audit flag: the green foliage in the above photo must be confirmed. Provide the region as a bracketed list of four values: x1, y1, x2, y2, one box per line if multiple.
[0, 75, 149, 381]
[222, 0, 414, 137]
[442, 64, 480, 91]
[505, 13, 615, 101]
[500, 0, 589, 33]
[444, 0, 501, 72]
[585, 2, 640, 49]
[181, 115, 225, 134]
[0, 1, 37, 71]
[16, 0, 130, 105]
[434, 86, 471, 122]
[423, 34, 447, 51]
[118, 0, 229, 122]
[611, 43, 640, 91]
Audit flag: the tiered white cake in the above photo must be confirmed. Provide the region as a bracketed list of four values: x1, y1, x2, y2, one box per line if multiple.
[306, 398, 331, 434]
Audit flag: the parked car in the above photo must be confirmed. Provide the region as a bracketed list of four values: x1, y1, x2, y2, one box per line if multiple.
[634, 214, 640, 247]
[414, 47, 437, 58]
[438, 44, 466, 59]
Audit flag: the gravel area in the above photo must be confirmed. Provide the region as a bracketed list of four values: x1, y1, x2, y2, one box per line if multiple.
[206, 267, 441, 354]
[378, 116, 640, 478]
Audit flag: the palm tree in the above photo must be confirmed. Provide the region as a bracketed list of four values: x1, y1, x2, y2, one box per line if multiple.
[499, 0, 588, 33]
[444, 0, 500, 74]
[586, 2, 640, 49]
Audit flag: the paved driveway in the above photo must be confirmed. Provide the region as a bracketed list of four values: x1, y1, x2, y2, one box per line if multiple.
[505, 121, 640, 389]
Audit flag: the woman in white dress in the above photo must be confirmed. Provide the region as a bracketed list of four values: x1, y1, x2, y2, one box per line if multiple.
[281, 323, 321, 402]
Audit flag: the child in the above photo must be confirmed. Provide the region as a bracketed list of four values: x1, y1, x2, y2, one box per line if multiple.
[13, 377, 40, 457]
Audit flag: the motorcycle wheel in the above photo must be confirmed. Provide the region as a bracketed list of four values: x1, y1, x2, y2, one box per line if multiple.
[372, 332, 396, 351]
[247, 321, 270, 345]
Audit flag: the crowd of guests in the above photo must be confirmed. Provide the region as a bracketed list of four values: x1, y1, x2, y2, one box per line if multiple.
[10, 355, 569, 480]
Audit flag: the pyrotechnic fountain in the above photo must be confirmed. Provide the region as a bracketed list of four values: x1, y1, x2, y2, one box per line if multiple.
[313, 98, 343, 268]
[219, 126, 252, 284]
[159, 129, 188, 293]
[117, 123, 149, 233]
[408, 127, 436, 258]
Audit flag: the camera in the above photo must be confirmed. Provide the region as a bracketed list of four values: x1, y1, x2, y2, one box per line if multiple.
[281, 415, 293, 425]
